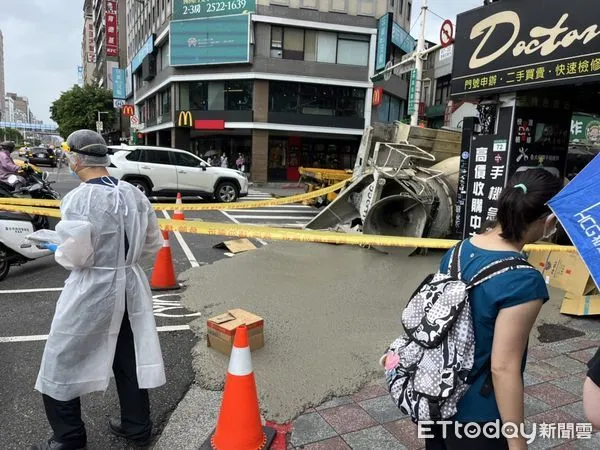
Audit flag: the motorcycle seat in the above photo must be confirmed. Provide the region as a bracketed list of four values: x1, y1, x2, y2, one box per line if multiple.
[0, 210, 32, 221]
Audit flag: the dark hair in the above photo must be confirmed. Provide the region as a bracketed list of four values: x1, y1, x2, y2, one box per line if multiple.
[496, 168, 563, 242]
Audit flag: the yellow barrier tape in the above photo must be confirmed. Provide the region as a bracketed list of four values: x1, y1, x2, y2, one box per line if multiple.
[0, 180, 348, 211]
[157, 219, 575, 253]
[0, 202, 576, 253]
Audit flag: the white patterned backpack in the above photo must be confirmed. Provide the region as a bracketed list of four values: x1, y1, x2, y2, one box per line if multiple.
[382, 241, 533, 422]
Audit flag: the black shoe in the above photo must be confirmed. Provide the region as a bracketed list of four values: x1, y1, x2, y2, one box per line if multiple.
[28, 437, 86, 450]
[108, 418, 152, 444]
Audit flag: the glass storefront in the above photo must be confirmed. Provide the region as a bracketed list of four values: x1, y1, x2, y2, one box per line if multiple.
[269, 82, 365, 118]
[268, 136, 359, 181]
[179, 80, 253, 111]
[190, 135, 252, 170]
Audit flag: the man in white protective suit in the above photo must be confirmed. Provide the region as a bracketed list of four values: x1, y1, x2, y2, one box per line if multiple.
[28, 130, 165, 450]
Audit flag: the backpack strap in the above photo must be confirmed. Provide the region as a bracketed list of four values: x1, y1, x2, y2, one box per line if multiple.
[468, 257, 534, 289]
[448, 241, 464, 279]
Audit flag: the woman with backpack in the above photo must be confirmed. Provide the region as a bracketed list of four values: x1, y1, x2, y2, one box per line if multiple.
[383, 169, 563, 450]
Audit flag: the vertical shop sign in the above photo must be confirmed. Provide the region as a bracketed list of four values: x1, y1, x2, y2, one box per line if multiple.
[86, 19, 96, 63]
[105, 0, 119, 57]
[463, 136, 509, 238]
[407, 69, 417, 114]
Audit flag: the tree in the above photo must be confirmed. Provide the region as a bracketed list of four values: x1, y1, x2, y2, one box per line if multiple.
[0, 128, 24, 144]
[50, 84, 117, 138]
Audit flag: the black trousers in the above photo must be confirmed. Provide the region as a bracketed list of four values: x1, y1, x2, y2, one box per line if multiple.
[424, 423, 509, 450]
[42, 305, 151, 446]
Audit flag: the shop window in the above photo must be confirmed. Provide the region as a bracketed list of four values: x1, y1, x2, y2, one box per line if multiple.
[179, 80, 252, 111]
[147, 95, 157, 120]
[337, 34, 369, 66]
[225, 80, 253, 110]
[270, 81, 365, 118]
[283, 27, 305, 60]
[304, 30, 317, 62]
[270, 26, 283, 58]
[377, 93, 403, 123]
[160, 42, 169, 70]
[159, 89, 170, 115]
[434, 76, 451, 106]
[317, 32, 337, 63]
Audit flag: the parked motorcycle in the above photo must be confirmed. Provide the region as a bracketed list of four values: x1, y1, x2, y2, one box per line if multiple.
[0, 164, 61, 280]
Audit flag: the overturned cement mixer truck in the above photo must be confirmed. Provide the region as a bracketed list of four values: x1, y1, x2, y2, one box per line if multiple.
[304, 122, 461, 255]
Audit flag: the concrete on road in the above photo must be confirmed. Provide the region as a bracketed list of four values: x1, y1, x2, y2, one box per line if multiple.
[180, 241, 571, 424]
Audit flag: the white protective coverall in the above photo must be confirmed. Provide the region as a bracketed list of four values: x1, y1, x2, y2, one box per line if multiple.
[34, 179, 165, 401]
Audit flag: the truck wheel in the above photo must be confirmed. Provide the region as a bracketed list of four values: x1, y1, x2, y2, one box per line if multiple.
[0, 247, 11, 281]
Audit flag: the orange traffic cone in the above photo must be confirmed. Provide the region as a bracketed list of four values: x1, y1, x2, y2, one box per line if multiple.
[150, 230, 178, 291]
[202, 326, 276, 450]
[173, 192, 185, 220]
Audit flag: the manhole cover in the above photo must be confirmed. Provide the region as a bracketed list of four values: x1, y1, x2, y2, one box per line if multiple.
[537, 324, 585, 343]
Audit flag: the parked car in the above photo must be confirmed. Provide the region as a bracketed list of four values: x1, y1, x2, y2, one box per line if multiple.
[107, 145, 249, 202]
[26, 147, 56, 167]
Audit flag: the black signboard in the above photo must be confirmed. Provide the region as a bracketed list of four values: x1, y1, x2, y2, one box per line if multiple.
[507, 107, 571, 179]
[454, 117, 477, 237]
[451, 0, 600, 97]
[463, 135, 510, 238]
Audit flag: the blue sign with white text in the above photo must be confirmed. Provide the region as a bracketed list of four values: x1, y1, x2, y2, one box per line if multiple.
[391, 22, 416, 55]
[549, 155, 600, 291]
[112, 68, 126, 99]
[376, 14, 390, 71]
[132, 35, 155, 72]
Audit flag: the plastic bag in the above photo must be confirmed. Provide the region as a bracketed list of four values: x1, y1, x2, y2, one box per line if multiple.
[54, 220, 94, 269]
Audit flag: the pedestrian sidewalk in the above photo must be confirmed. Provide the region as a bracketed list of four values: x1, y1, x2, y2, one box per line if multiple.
[288, 333, 600, 450]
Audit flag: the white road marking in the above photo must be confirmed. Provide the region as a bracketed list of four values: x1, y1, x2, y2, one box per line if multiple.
[0, 325, 191, 344]
[226, 209, 317, 213]
[0, 287, 64, 295]
[220, 209, 268, 246]
[225, 215, 316, 220]
[161, 210, 200, 268]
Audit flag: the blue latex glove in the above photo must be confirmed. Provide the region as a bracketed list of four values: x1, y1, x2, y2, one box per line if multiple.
[40, 243, 58, 252]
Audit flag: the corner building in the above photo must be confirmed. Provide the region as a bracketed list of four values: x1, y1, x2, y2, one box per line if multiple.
[125, 0, 412, 182]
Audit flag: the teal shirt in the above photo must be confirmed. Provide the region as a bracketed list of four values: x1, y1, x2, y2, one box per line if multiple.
[439, 239, 549, 422]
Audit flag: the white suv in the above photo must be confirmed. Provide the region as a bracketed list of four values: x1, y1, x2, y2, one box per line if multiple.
[107, 145, 248, 202]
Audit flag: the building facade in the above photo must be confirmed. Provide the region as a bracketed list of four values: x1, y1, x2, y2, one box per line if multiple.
[0, 30, 5, 121]
[4, 95, 14, 123]
[420, 44, 477, 131]
[124, 0, 413, 182]
[84, 0, 128, 89]
[6, 93, 30, 124]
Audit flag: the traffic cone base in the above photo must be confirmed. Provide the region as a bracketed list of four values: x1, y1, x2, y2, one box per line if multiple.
[201, 325, 276, 450]
[150, 230, 179, 291]
[173, 192, 185, 220]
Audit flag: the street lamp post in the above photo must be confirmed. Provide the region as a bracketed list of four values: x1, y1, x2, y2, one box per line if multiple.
[97, 111, 109, 134]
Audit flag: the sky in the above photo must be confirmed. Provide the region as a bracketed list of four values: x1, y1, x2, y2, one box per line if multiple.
[0, 0, 483, 125]
[0, 0, 83, 124]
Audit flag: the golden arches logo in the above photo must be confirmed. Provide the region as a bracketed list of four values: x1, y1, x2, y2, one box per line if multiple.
[178, 111, 193, 127]
[122, 104, 135, 117]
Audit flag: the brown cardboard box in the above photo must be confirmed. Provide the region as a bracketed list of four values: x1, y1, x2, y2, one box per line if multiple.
[527, 251, 597, 296]
[207, 309, 264, 356]
[560, 292, 600, 316]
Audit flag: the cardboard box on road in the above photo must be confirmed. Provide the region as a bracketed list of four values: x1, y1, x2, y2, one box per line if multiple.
[560, 292, 600, 316]
[527, 251, 596, 296]
[528, 251, 600, 316]
[207, 309, 264, 356]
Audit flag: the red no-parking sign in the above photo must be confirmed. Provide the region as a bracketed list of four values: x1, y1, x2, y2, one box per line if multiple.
[440, 19, 454, 48]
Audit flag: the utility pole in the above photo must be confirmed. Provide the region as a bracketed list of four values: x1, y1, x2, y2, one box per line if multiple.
[411, 0, 428, 127]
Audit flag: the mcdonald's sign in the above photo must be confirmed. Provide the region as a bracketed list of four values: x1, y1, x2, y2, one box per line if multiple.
[372, 87, 383, 107]
[122, 104, 135, 117]
[177, 110, 193, 128]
